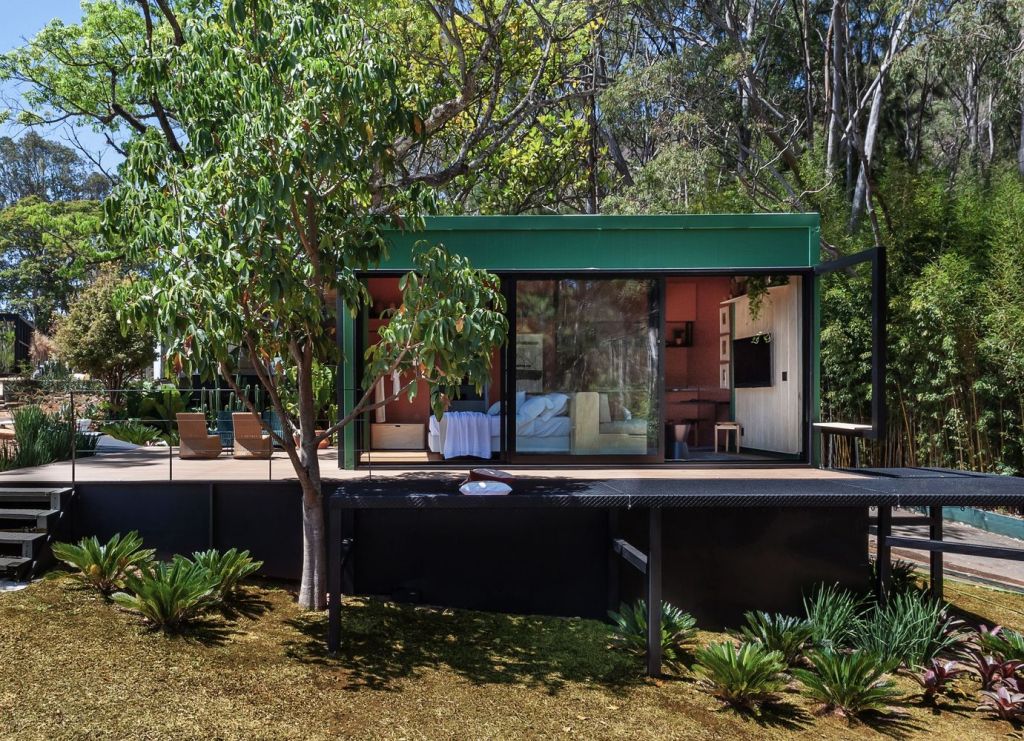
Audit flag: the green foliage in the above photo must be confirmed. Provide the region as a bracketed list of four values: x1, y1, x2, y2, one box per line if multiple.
[737, 611, 813, 667]
[803, 584, 867, 651]
[854, 592, 962, 670]
[978, 626, 1024, 662]
[0, 403, 97, 472]
[608, 599, 698, 670]
[52, 268, 154, 407]
[793, 650, 900, 718]
[868, 557, 920, 596]
[190, 548, 263, 603]
[693, 641, 787, 712]
[112, 558, 220, 631]
[0, 321, 14, 373]
[99, 419, 163, 446]
[51, 531, 155, 595]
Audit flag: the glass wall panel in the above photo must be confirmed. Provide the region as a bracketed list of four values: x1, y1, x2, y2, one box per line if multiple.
[514, 278, 660, 456]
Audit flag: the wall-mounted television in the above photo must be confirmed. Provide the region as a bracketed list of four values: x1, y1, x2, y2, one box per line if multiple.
[732, 336, 772, 388]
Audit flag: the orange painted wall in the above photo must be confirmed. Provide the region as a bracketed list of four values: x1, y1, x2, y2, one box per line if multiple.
[366, 278, 501, 427]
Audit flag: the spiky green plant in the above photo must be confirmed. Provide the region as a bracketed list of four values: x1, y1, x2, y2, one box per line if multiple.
[868, 557, 920, 596]
[803, 583, 867, 650]
[608, 599, 698, 670]
[855, 591, 962, 670]
[693, 641, 787, 712]
[979, 626, 1024, 662]
[112, 558, 220, 630]
[738, 611, 814, 667]
[793, 650, 900, 719]
[191, 548, 263, 602]
[100, 419, 164, 446]
[51, 531, 155, 595]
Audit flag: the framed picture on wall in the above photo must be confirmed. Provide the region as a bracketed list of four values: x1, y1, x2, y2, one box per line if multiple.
[719, 363, 730, 389]
[719, 334, 730, 362]
[719, 305, 731, 333]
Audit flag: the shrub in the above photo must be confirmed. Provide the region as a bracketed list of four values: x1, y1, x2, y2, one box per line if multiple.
[737, 611, 813, 667]
[0, 403, 98, 472]
[958, 645, 1023, 690]
[191, 548, 263, 602]
[911, 658, 967, 703]
[112, 558, 219, 630]
[979, 625, 1024, 662]
[855, 591, 962, 670]
[51, 531, 155, 595]
[793, 650, 900, 719]
[803, 583, 866, 650]
[978, 685, 1024, 722]
[99, 419, 164, 446]
[609, 599, 697, 670]
[693, 641, 787, 712]
[868, 557, 920, 596]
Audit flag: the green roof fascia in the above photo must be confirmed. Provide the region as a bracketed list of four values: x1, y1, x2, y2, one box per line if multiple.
[375, 213, 821, 272]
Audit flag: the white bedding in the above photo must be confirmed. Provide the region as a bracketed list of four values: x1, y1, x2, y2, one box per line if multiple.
[427, 411, 572, 454]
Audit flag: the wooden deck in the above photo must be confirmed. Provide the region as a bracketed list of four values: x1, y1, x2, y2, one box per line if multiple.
[0, 445, 862, 484]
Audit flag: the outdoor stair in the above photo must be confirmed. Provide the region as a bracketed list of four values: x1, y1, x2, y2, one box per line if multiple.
[0, 487, 72, 581]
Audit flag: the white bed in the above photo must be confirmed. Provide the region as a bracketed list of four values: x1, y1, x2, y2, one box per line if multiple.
[427, 392, 572, 457]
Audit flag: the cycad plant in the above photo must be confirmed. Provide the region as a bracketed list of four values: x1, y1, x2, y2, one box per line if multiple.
[793, 650, 900, 719]
[191, 548, 263, 602]
[608, 599, 698, 670]
[51, 531, 155, 595]
[112, 557, 220, 631]
[738, 611, 814, 667]
[978, 625, 1024, 662]
[693, 641, 787, 712]
[803, 583, 866, 651]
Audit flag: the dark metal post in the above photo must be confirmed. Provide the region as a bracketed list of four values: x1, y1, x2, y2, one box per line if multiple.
[646, 507, 662, 677]
[327, 499, 342, 653]
[876, 505, 891, 605]
[929, 505, 944, 600]
[607, 508, 620, 615]
[851, 436, 861, 468]
[69, 389, 76, 486]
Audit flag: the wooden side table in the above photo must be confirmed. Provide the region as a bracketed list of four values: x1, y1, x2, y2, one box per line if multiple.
[714, 421, 741, 453]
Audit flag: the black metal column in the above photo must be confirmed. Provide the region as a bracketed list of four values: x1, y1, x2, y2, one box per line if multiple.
[876, 505, 891, 606]
[607, 508, 620, 615]
[327, 502, 342, 653]
[929, 505, 944, 600]
[646, 507, 662, 677]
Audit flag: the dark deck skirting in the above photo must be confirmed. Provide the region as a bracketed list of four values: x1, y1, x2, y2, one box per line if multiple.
[330, 468, 1024, 509]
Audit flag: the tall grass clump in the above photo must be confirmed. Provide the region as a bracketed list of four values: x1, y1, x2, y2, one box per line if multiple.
[855, 591, 962, 670]
[803, 583, 867, 650]
[737, 611, 813, 667]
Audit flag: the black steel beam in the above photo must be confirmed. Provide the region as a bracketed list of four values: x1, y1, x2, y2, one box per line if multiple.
[607, 509, 621, 613]
[612, 537, 648, 574]
[886, 535, 1024, 561]
[813, 248, 876, 275]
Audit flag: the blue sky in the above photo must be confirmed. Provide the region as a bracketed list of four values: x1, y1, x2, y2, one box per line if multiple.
[2, 2, 116, 165]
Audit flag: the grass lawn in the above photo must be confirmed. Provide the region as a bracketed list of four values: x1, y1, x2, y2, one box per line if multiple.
[1, 574, 1023, 740]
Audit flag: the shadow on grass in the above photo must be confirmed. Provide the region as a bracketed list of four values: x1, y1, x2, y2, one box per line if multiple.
[283, 597, 641, 694]
[218, 588, 273, 621]
[709, 698, 812, 732]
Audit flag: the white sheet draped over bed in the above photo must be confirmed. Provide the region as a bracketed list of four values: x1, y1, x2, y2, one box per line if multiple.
[440, 411, 492, 459]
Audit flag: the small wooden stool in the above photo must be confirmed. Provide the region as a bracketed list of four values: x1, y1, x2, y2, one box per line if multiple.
[714, 422, 741, 453]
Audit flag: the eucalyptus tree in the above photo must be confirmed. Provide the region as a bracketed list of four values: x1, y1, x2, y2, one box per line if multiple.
[4, 0, 590, 609]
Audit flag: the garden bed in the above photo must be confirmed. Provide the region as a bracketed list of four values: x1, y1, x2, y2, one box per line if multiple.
[2, 575, 1024, 739]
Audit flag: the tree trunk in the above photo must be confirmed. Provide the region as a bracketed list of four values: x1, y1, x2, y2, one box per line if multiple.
[1018, 92, 1024, 176]
[298, 476, 327, 610]
[825, 0, 846, 177]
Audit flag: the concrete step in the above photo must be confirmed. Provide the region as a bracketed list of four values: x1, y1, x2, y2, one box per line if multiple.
[0, 556, 31, 580]
[0, 508, 59, 529]
[0, 531, 45, 558]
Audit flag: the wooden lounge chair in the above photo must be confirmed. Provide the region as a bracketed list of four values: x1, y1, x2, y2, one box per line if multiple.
[176, 413, 222, 459]
[232, 412, 272, 459]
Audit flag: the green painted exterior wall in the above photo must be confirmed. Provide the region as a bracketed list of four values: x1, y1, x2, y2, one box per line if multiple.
[341, 213, 823, 468]
[377, 214, 820, 272]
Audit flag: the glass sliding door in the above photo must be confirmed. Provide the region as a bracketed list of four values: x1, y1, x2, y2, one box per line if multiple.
[513, 278, 660, 458]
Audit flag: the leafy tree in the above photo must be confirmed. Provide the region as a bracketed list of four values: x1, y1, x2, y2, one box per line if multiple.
[0, 196, 103, 332]
[53, 268, 155, 407]
[0, 132, 109, 206]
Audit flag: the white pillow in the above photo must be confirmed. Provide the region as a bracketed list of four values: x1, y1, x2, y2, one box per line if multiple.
[519, 395, 548, 421]
[539, 392, 569, 421]
[487, 401, 501, 416]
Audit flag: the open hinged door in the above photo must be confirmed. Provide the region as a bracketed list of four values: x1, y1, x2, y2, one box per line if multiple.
[813, 247, 887, 461]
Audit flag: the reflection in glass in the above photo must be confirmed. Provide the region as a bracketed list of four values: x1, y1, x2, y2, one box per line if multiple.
[515, 279, 659, 455]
